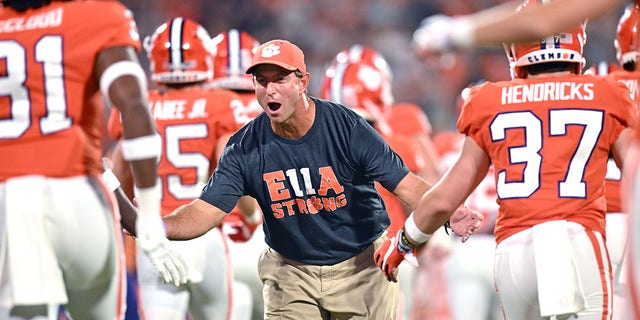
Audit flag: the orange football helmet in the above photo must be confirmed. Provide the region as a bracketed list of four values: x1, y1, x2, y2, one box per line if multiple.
[503, 0, 587, 79]
[144, 17, 214, 84]
[319, 45, 394, 125]
[209, 29, 260, 91]
[615, 4, 640, 67]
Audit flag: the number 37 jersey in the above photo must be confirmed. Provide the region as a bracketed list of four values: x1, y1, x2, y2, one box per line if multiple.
[0, 1, 141, 181]
[458, 75, 637, 244]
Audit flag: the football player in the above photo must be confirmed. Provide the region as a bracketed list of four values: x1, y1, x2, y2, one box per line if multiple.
[376, 1, 637, 319]
[0, 0, 186, 319]
[611, 4, 640, 319]
[582, 5, 640, 318]
[107, 17, 259, 320]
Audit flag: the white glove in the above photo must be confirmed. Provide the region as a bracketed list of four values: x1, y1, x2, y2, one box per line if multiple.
[135, 186, 188, 286]
[412, 14, 473, 54]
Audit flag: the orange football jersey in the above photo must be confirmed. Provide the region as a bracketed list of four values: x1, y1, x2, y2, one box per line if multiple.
[379, 131, 427, 236]
[110, 87, 245, 216]
[458, 75, 636, 244]
[0, 0, 141, 181]
[388, 103, 432, 137]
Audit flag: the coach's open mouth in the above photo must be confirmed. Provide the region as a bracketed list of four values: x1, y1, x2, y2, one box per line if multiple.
[268, 102, 281, 112]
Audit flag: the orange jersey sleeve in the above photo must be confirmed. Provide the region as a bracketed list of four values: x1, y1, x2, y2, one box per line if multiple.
[457, 75, 636, 244]
[148, 87, 244, 216]
[0, 1, 141, 180]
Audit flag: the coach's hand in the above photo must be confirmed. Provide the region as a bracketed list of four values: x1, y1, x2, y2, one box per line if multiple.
[136, 214, 188, 286]
[374, 229, 415, 282]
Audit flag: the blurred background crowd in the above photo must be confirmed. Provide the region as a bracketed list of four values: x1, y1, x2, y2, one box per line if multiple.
[121, 0, 626, 134]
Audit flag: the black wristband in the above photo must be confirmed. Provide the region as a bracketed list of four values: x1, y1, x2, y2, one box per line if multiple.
[444, 220, 452, 235]
[397, 229, 415, 253]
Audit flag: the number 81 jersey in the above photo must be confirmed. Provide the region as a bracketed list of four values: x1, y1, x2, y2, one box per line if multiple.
[457, 74, 636, 244]
[0, 1, 141, 181]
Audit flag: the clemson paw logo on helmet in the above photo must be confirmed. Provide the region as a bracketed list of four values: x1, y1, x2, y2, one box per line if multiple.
[261, 44, 281, 58]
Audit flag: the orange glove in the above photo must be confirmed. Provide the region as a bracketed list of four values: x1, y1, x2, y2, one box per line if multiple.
[221, 210, 261, 242]
[374, 229, 415, 282]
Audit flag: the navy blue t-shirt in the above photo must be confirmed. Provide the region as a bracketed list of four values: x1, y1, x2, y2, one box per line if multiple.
[200, 97, 410, 265]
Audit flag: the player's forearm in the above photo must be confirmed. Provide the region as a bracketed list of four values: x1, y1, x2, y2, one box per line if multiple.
[413, 191, 459, 235]
[472, 0, 620, 46]
[99, 47, 159, 190]
[412, 157, 479, 236]
[127, 158, 158, 189]
[114, 187, 138, 236]
[117, 123, 161, 191]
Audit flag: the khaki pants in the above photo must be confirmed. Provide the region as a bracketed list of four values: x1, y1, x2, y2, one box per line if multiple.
[258, 234, 398, 319]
